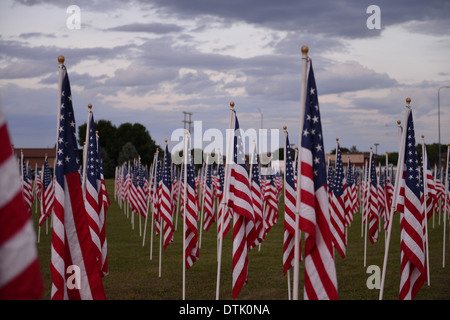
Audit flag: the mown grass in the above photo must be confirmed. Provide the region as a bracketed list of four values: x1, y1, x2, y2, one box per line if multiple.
[33, 179, 450, 300]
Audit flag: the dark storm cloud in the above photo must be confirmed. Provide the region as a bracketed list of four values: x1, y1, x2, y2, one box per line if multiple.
[145, 0, 450, 39]
[107, 22, 184, 34]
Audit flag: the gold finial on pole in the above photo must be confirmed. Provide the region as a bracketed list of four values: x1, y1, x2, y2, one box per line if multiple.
[301, 45, 309, 55]
[422, 134, 424, 139]
[230, 101, 235, 108]
[58, 56, 65, 64]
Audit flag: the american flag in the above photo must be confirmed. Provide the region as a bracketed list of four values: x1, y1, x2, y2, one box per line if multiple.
[96, 132, 110, 213]
[421, 142, 436, 221]
[84, 111, 102, 271]
[136, 157, 149, 218]
[345, 159, 356, 224]
[51, 68, 105, 300]
[183, 140, 199, 269]
[95, 131, 108, 276]
[283, 131, 298, 275]
[298, 59, 338, 300]
[39, 156, 54, 226]
[250, 148, 263, 250]
[21, 155, 33, 213]
[368, 151, 379, 244]
[329, 142, 347, 259]
[216, 154, 231, 240]
[0, 105, 43, 299]
[202, 158, 215, 232]
[161, 144, 173, 250]
[383, 154, 394, 231]
[398, 107, 426, 300]
[228, 109, 255, 299]
[263, 173, 278, 240]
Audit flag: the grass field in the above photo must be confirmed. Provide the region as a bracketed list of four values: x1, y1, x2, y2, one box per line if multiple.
[33, 179, 450, 300]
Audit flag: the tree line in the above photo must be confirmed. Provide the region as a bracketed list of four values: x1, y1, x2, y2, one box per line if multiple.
[78, 120, 161, 178]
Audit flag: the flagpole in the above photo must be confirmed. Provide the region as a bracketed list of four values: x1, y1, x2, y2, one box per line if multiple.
[283, 126, 292, 299]
[182, 131, 188, 300]
[293, 45, 309, 300]
[216, 101, 235, 300]
[379, 98, 410, 300]
[421, 136, 431, 284]
[443, 145, 449, 268]
[363, 148, 373, 267]
[150, 150, 158, 260]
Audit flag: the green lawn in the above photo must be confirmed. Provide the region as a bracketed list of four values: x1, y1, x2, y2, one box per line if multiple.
[33, 179, 450, 300]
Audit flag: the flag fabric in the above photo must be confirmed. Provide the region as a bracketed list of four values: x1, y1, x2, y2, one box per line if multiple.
[161, 144, 173, 250]
[0, 105, 44, 299]
[345, 159, 357, 224]
[183, 142, 199, 269]
[217, 155, 231, 241]
[329, 142, 347, 259]
[421, 143, 436, 221]
[202, 158, 215, 232]
[397, 107, 426, 300]
[39, 156, 54, 226]
[263, 173, 278, 240]
[368, 151, 379, 244]
[298, 59, 338, 300]
[21, 156, 33, 214]
[83, 112, 102, 272]
[228, 109, 255, 299]
[97, 132, 110, 212]
[51, 68, 105, 300]
[283, 131, 298, 275]
[95, 132, 108, 276]
[250, 149, 263, 250]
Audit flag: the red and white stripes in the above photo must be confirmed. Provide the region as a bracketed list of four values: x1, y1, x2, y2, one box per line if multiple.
[0, 108, 43, 299]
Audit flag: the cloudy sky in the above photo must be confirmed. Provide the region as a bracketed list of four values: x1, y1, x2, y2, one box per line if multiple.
[1, 0, 449, 158]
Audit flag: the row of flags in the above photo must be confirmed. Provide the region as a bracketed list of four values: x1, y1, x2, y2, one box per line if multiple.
[1, 50, 450, 300]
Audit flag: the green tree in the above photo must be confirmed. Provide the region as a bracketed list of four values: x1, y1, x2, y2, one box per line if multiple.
[118, 142, 139, 165]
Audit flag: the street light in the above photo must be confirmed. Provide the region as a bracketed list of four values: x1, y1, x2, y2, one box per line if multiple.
[257, 107, 263, 130]
[438, 86, 450, 172]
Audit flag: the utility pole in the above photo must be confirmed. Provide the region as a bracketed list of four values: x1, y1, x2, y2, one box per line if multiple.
[182, 111, 193, 133]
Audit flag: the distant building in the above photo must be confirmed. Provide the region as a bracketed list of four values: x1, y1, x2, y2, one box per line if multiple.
[13, 147, 57, 169]
[325, 152, 371, 169]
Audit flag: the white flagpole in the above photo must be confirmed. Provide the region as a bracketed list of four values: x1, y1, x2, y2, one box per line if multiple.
[421, 136, 431, 284]
[443, 146, 449, 268]
[216, 101, 235, 300]
[293, 45, 309, 300]
[182, 130, 189, 300]
[150, 151, 158, 260]
[363, 149, 373, 267]
[379, 99, 410, 300]
[283, 127, 292, 300]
